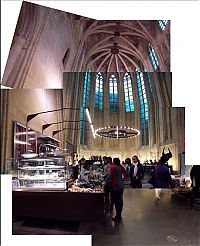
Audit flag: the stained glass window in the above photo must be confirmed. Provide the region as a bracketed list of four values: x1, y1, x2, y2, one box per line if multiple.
[148, 43, 159, 70]
[158, 20, 168, 31]
[136, 71, 149, 145]
[109, 74, 119, 112]
[95, 72, 103, 111]
[80, 71, 91, 145]
[123, 72, 134, 112]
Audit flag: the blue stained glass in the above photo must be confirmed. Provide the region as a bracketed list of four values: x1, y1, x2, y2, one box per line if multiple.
[80, 71, 91, 145]
[123, 72, 134, 112]
[148, 43, 159, 70]
[139, 95, 143, 101]
[95, 72, 104, 110]
[158, 21, 168, 31]
[109, 74, 119, 112]
[136, 70, 149, 146]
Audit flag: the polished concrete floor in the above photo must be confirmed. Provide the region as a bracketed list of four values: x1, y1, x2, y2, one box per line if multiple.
[13, 189, 200, 246]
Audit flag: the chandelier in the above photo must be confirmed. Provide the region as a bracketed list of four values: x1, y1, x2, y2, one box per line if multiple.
[94, 126, 140, 139]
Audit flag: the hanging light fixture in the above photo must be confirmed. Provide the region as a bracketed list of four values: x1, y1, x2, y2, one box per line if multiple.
[85, 108, 96, 138]
[94, 126, 140, 139]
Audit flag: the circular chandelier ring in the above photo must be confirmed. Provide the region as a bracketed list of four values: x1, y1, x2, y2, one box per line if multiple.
[94, 126, 140, 139]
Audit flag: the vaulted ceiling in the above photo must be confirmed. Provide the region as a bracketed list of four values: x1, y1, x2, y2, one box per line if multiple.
[76, 19, 170, 72]
[1, 1, 170, 89]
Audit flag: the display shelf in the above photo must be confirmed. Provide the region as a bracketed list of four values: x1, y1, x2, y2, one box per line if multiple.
[13, 157, 69, 191]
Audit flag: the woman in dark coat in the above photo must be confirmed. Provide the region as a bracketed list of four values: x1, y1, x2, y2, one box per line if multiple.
[154, 161, 172, 188]
[154, 148, 173, 201]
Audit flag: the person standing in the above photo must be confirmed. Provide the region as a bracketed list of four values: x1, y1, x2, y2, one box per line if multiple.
[105, 157, 128, 223]
[108, 156, 113, 165]
[121, 160, 127, 170]
[79, 158, 90, 181]
[154, 148, 173, 202]
[130, 155, 144, 188]
[125, 158, 132, 177]
[190, 165, 200, 208]
[102, 156, 111, 211]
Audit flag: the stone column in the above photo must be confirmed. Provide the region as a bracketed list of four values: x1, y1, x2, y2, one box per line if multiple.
[1, 90, 10, 173]
[2, 2, 50, 88]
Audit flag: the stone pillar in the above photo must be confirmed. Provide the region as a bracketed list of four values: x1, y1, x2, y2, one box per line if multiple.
[63, 72, 83, 153]
[1, 90, 10, 173]
[2, 2, 50, 88]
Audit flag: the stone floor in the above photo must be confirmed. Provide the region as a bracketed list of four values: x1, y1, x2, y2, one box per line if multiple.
[13, 188, 200, 246]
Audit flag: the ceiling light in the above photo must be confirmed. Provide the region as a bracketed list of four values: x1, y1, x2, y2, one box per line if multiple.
[95, 126, 140, 139]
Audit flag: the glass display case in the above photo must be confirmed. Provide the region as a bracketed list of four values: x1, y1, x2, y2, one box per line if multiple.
[13, 157, 71, 190]
[12, 158, 105, 222]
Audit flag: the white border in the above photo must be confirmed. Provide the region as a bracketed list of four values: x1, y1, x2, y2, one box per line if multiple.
[1, 1, 200, 246]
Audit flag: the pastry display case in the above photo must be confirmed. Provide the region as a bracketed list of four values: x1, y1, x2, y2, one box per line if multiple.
[12, 158, 105, 222]
[13, 157, 71, 191]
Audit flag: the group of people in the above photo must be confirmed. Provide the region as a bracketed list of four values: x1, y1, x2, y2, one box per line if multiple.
[102, 156, 128, 223]
[102, 155, 149, 223]
[74, 149, 199, 223]
[102, 148, 176, 223]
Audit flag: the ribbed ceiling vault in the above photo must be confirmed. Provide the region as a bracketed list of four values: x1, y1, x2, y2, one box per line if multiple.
[74, 20, 169, 73]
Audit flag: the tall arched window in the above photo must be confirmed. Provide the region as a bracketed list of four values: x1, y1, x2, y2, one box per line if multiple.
[148, 43, 159, 70]
[158, 20, 168, 31]
[109, 74, 119, 112]
[95, 72, 103, 111]
[123, 72, 134, 112]
[147, 73, 154, 99]
[136, 71, 149, 146]
[147, 72, 156, 144]
[80, 71, 91, 145]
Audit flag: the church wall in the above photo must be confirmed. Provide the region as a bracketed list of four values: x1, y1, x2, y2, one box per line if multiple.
[66, 71, 184, 172]
[63, 73, 84, 150]
[0, 89, 63, 173]
[79, 107, 184, 172]
[79, 142, 179, 171]
[2, 2, 171, 89]
[156, 23, 170, 71]
[2, 2, 82, 88]
[24, 10, 77, 88]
